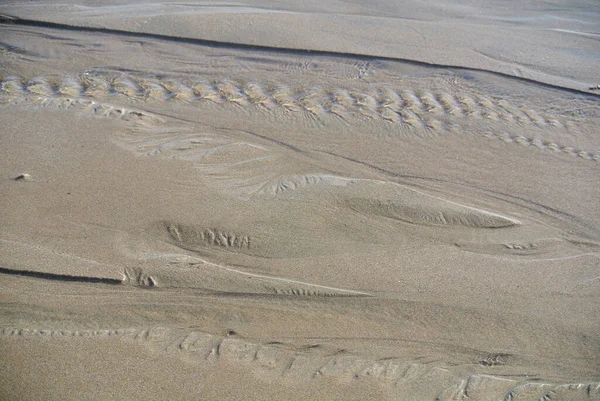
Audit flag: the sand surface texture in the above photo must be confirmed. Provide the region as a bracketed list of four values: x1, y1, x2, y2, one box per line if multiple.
[1, 2, 599, 400]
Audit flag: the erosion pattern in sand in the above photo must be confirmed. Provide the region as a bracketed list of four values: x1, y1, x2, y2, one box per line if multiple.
[1, 8, 600, 401]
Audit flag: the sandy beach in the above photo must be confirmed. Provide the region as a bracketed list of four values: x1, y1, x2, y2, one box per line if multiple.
[1, 1, 599, 400]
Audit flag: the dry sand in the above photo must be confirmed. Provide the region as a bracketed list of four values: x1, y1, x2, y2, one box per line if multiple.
[1, 2, 599, 400]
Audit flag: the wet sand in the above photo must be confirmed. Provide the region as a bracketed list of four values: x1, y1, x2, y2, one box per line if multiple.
[1, 2, 599, 400]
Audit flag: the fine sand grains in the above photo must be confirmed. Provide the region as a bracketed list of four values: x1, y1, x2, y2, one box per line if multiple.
[1, 8, 600, 401]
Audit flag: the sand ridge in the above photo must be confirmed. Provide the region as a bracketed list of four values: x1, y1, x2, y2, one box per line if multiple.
[2, 69, 599, 161]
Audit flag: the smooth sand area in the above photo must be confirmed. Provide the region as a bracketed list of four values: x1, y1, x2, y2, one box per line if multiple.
[1, 2, 599, 400]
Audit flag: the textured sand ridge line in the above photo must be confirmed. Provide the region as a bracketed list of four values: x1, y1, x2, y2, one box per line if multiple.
[106, 115, 600, 162]
[0, 72, 571, 125]
[252, 174, 358, 196]
[0, 92, 163, 126]
[166, 224, 252, 251]
[2, 72, 598, 161]
[152, 239, 373, 296]
[456, 238, 599, 261]
[2, 326, 598, 400]
[440, 376, 600, 401]
[121, 248, 371, 296]
[481, 131, 599, 160]
[326, 180, 521, 228]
